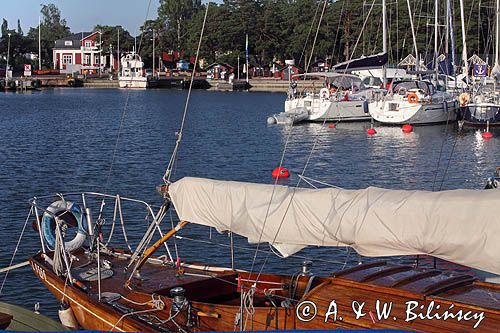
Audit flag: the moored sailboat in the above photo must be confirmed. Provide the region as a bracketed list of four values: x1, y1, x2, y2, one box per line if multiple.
[27, 178, 500, 331]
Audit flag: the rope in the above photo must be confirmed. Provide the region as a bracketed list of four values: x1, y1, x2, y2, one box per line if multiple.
[0, 206, 33, 295]
[431, 104, 454, 191]
[251, 0, 378, 285]
[163, 2, 210, 184]
[247, 0, 330, 280]
[298, 1, 322, 68]
[52, 219, 65, 276]
[103, 0, 153, 193]
[330, 0, 346, 62]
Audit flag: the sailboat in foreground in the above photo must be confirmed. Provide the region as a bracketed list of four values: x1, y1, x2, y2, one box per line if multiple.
[27, 178, 500, 331]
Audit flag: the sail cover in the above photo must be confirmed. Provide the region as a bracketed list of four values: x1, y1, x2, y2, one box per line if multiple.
[331, 52, 388, 72]
[169, 177, 500, 275]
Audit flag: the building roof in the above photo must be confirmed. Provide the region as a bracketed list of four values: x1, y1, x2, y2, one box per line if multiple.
[54, 31, 100, 49]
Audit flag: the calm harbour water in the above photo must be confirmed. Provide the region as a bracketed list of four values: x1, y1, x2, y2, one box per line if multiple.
[0, 88, 499, 318]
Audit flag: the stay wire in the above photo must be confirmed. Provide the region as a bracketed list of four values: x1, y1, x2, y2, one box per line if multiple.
[103, 0, 153, 193]
[163, 2, 210, 184]
[252, 0, 377, 283]
[298, 1, 322, 68]
[247, 0, 329, 279]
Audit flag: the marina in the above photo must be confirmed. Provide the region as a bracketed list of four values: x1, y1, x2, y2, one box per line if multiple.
[1, 0, 500, 331]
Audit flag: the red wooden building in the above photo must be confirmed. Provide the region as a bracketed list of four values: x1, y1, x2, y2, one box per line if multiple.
[53, 31, 113, 74]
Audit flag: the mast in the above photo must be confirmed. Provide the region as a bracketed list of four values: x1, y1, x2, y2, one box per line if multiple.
[38, 16, 41, 70]
[459, 0, 468, 84]
[382, 0, 387, 86]
[152, 29, 155, 76]
[495, 0, 499, 69]
[434, 0, 439, 84]
[445, 0, 449, 88]
[406, 0, 419, 73]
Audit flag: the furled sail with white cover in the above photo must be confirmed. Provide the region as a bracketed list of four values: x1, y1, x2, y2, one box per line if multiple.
[169, 177, 500, 275]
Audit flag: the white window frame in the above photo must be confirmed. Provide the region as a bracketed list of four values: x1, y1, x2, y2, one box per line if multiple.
[64, 41, 72, 46]
[84, 55, 90, 65]
[85, 41, 92, 48]
[62, 54, 73, 65]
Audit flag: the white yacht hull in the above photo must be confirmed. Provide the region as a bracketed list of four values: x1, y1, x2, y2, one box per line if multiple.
[370, 100, 457, 125]
[285, 96, 371, 122]
[118, 77, 148, 89]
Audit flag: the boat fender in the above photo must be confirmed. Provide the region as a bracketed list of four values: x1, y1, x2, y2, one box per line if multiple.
[407, 93, 419, 104]
[42, 200, 87, 252]
[459, 92, 470, 107]
[7, 81, 16, 89]
[319, 88, 330, 99]
[58, 302, 78, 330]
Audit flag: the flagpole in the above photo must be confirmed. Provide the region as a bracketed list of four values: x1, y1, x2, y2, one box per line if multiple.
[245, 33, 249, 83]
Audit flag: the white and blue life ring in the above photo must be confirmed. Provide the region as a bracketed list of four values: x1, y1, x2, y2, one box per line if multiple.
[42, 201, 87, 252]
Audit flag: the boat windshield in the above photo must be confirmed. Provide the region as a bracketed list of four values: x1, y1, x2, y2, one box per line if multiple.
[392, 81, 431, 95]
[327, 76, 362, 90]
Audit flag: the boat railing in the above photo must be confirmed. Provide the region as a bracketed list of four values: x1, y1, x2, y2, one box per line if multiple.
[28, 191, 173, 266]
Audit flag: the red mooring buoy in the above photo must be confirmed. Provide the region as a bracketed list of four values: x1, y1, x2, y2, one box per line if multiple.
[367, 127, 377, 135]
[482, 131, 493, 139]
[328, 124, 336, 129]
[402, 124, 413, 133]
[272, 167, 290, 179]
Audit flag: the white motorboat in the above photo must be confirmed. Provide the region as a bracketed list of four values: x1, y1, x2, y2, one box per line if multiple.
[118, 52, 148, 88]
[370, 80, 457, 125]
[283, 73, 382, 122]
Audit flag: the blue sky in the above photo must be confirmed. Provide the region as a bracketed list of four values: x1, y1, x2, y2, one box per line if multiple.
[2, 0, 219, 35]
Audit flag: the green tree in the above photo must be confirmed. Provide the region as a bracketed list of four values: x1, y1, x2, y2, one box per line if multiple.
[17, 19, 23, 35]
[1, 19, 8, 37]
[157, 0, 202, 51]
[27, 3, 70, 69]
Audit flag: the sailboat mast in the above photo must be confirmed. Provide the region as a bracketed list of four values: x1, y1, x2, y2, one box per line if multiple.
[38, 16, 41, 71]
[445, 0, 449, 88]
[434, 0, 439, 83]
[382, 0, 387, 86]
[496, 0, 499, 68]
[406, 0, 419, 72]
[459, 0, 468, 84]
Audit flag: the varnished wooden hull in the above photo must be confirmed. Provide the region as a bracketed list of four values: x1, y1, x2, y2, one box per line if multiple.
[29, 252, 500, 332]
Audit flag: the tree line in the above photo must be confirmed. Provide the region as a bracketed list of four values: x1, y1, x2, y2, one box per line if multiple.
[1, 1, 497, 72]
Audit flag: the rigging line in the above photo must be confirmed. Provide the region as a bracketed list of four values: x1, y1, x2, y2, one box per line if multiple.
[298, 1, 322, 68]
[163, 2, 210, 184]
[174, 235, 346, 265]
[330, 0, 346, 63]
[0, 206, 33, 295]
[253, 0, 378, 283]
[431, 106, 453, 191]
[247, 0, 329, 279]
[305, 0, 329, 74]
[438, 125, 461, 191]
[103, 0, 153, 193]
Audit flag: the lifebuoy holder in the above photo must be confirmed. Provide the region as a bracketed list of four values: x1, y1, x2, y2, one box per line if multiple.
[407, 93, 419, 104]
[42, 201, 87, 252]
